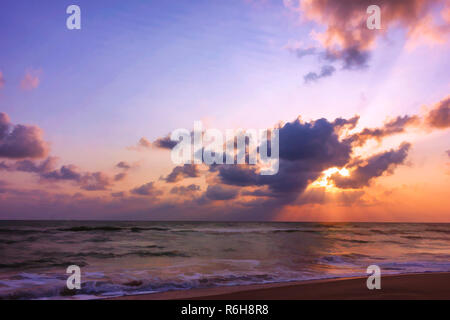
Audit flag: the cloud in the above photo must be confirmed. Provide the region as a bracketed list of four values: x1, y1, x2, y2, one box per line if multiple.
[131, 182, 162, 196]
[241, 187, 277, 198]
[332, 142, 411, 189]
[278, 117, 352, 164]
[20, 69, 41, 90]
[0, 156, 58, 173]
[217, 117, 353, 196]
[0, 112, 49, 159]
[204, 185, 239, 201]
[332, 115, 360, 132]
[170, 184, 201, 195]
[322, 47, 370, 70]
[447, 150, 450, 158]
[128, 138, 152, 151]
[138, 137, 152, 148]
[80, 172, 112, 191]
[4, 95, 449, 220]
[288, 0, 448, 76]
[116, 161, 132, 170]
[114, 172, 127, 181]
[41, 165, 82, 181]
[41, 165, 112, 191]
[304, 65, 336, 83]
[163, 164, 200, 183]
[132, 133, 185, 151]
[111, 191, 126, 198]
[290, 46, 317, 58]
[349, 115, 420, 146]
[206, 113, 417, 218]
[0, 71, 5, 89]
[425, 96, 450, 129]
[153, 135, 178, 150]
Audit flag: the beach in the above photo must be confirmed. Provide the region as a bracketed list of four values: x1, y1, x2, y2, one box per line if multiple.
[1, 221, 449, 299]
[110, 272, 450, 300]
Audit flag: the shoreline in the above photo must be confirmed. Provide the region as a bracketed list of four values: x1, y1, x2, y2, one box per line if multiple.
[107, 272, 450, 300]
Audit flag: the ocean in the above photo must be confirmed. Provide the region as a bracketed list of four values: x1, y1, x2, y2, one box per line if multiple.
[0, 221, 449, 299]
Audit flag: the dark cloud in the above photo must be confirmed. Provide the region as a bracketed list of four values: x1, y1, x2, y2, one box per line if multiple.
[131, 182, 162, 196]
[111, 191, 126, 198]
[0, 157, 58, 173]
[163, 164, 199, 183]
[447, 150, 450, 158]
[217, 117, 353, 196]
[170, 184, 201, 195]
[241, 188, 277, 198]
[349, 115, 419, 146]
[323, 47, 370, 70]
[278, 118, 352, 164]
[114, 172, 127, 181]
[332, 115, 360, 133]
[332, 142, 411, 189]
[130, 135, 178, 151]
[304, 65, 336, 83]
[41, 165, 112, 191]
[205, 185, 239, 201]
[80, 172, 111, 191]
[425, 96, 450, 129]
[291, 47, 317, 58]
[41, 165, 82, 181]
[153, 135, 178, 150]
[210, 116, 414, 218]
[116, 161, 132, 170]
[0, 112, 49, 159]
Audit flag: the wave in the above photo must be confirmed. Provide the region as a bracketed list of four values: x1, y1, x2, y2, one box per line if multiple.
[329, 237, 370, 244]
[171, 227, 324, 234]
[57, 226, 171, 233]
[0, 249, 188, 270]
[124, 250, 188, 258]
[0, 272, 297, 300]
[425, 228, 450, 234]
[58, 226, 123, 232]
[0, 228, 47, 235]
[0, 259, 89, 270]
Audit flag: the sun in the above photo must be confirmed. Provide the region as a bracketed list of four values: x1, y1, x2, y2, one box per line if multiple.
[310, 167, 350, 190]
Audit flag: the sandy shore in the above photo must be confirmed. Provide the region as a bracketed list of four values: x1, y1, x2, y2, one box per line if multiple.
[108, 272, 450, 300]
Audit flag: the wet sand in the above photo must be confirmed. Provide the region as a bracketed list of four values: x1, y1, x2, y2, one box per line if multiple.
[108, 272, 450, 300]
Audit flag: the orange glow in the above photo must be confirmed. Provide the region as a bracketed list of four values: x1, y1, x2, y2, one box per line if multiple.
[310, 167, 350, 191]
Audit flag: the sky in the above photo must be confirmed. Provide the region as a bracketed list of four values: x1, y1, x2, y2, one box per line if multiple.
[0, 0, 449, 221]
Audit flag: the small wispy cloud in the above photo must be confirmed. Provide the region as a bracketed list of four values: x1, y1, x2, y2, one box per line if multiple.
[127, 137, 152, 151]
[304, 65, 336, 83]
[0, 71, 5, 89]
[20, 69, 41, 91]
